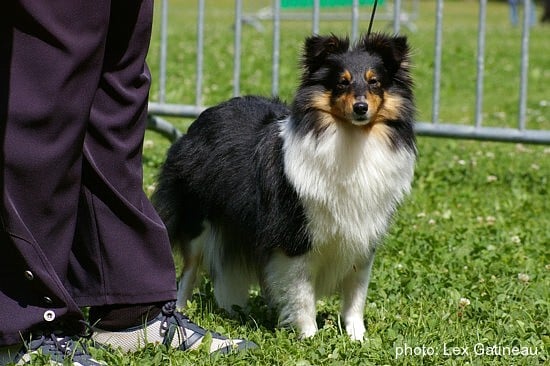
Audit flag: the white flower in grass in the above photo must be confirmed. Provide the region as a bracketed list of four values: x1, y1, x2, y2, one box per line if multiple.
[518, 273, 530, 283]
[459, 298, 471, 307]
[143, 139, 155, 149]
[511, 235, 521, 244]
[516, 144, 532, 153]
[485, 216, 496, 225]
[486, 175, 498, 182]
[146, 184, 156, 196]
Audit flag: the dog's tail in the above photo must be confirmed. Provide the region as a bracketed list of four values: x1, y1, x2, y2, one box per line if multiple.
[152, 145, 205, 245]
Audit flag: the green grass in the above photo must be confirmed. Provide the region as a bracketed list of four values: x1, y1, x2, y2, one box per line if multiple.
[39, 1, 550, 365]
[135, 138, 550, 366]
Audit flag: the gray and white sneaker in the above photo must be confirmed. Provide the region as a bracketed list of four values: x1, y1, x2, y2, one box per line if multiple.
[92, 301, 257, 355]
[0, 333, 105, 366]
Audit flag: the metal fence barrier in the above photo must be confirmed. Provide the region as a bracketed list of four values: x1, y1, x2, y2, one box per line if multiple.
[147, 0, 550, 145]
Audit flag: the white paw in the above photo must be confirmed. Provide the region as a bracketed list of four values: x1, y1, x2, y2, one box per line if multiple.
[345, 319, 366, 341]
[299, 323, 319, 339]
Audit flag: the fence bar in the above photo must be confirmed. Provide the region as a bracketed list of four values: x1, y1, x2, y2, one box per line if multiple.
[351, 0, 359, 41]
[474, 0, 487, 128]
[272, 0, 281, 96]
[233, 0, 243, 97]
[158, 0, 168, 103]
[415, 122, 550, 145]
[393, 0, 402, 33]
[149, 102, 205, 117]
[518, 0, 531, 131]
[313, 0, 320, 34]
[195, 0, 205, 107]
[431, 0, 444, 124]
[147, 115, 182, 141]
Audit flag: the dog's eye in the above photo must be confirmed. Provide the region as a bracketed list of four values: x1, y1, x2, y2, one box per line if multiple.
[337, 78, 350, 89]
[368, 78, 379, 86]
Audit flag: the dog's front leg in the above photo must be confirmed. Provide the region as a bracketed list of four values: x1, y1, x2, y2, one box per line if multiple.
[341, 251, 376, 341]
[263, 250, 318, 338]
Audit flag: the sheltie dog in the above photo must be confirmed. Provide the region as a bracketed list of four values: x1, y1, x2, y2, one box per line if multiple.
[153, 33, 416, 341]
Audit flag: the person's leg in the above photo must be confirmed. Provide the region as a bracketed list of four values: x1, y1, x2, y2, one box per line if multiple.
[68, 0, 177, 310]
[0, 0, 175, 346]
[0, 0, 111, 345]
[1, 0, 255, 355]
[84, 1, 256, 353]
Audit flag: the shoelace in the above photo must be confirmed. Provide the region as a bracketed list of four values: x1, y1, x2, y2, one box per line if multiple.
[158, 301, 190, 348]
[157, 301, 229, 351]
[24, 320, 94, 358]
[159, 301, 185, 334]
[25, 333, 88, 358]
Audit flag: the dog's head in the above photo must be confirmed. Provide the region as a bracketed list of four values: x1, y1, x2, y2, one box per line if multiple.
[294, 33, 413, 129]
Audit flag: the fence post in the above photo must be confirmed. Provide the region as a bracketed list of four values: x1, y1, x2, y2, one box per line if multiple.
[474, 0, 487, 129]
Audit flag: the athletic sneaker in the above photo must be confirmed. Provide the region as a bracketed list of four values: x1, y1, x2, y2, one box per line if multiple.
[0, 332, 105, 366]
[91, 301, 257, 355]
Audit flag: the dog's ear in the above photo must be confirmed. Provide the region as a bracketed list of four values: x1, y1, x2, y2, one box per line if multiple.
[360, 33, 411, 73]
[302, 34, 350, 74]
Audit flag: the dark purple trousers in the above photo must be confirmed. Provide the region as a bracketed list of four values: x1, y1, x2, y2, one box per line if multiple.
[0, 0, 177, 345]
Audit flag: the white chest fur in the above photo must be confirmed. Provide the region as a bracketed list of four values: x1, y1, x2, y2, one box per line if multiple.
[280, 118, 415, 293]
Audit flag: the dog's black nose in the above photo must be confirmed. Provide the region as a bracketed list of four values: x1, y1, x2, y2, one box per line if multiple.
[353, 102, 368, 115]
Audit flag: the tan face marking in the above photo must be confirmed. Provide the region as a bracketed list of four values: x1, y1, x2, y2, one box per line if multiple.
[308, 91, 338, 128]
[366, 69, 376, 81]
[376, 92, 404, 121]
[341, 70, 352, 83]
[331, 92, 356, 121]
[307, 68, 405, 134]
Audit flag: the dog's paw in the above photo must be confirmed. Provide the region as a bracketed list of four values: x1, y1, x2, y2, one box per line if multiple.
[279, 312, 318, 339]
[345, 320, 366, 341]
[298, 324, 319, 339]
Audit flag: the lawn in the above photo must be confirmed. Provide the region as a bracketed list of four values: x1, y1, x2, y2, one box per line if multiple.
[97, 1, 549, 365]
